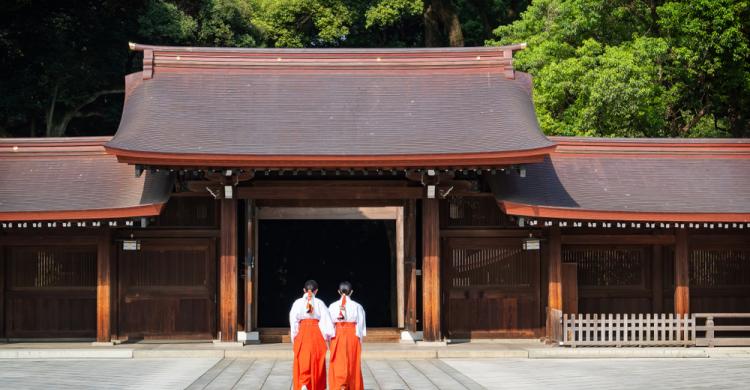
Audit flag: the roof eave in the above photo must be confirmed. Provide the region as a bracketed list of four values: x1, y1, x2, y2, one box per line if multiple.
[0, 203, 166, 222]
[499, 201, 750, 223]
[104, 145, 556, 169]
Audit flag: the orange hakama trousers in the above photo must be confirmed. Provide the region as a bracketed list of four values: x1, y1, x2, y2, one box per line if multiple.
[329, 322, 363, 390]
[293, 319, 327, 390]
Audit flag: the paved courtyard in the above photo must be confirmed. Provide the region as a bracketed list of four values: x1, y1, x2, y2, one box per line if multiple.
[1, 357, 749, 389]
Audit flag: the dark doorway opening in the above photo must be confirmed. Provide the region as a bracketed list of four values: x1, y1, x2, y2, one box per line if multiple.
[258, 220, 396, 328]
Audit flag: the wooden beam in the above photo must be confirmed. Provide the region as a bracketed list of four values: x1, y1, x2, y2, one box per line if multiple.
[113, 229, 220, 239]
[440, 229, 541, 238]
[674, 229, 690, 316]
[257, 207, 401, 220]
[404, 200, 418, 332]
[0, 235, 99, 246]
[249, 180, 411, 187]
[237, 186, 424, 200]
[96, 229, 112, 343]
[546, 226, 562, 339]
[422, 199, 441, 341]
[561, 234, 675, 245]
[219, 199, 239, 341]
[255, 199, 404, 208]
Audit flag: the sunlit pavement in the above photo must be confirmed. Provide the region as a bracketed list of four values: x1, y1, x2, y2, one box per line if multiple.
[1, 357, 750, 389]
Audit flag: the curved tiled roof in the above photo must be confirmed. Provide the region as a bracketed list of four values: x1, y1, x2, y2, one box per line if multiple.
[0, 137, 171, 221]
[106, 44, 554, 168]
[491, 137, 750, 222]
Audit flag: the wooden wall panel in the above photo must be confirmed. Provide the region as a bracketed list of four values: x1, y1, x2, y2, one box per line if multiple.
[562, 244, 653, 314]
[562, 262, 578, 315]
[153, 196, 219, 228]
[689, 235, 750, 313]
[440, 197, 514, 228]
[4, 246, 96, 338]
[422, 199, 441, 341]
[444, 237, 541, 338]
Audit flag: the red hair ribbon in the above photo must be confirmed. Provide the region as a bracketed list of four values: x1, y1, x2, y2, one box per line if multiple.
[337, 294, 347, 321]
[306, 291, 314, 314]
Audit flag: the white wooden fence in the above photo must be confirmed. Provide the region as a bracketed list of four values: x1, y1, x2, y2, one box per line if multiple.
[694, 313, 750, 347]
[561, 313, 695, 347]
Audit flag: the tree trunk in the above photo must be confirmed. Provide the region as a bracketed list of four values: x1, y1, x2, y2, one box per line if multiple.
[469, 0, 492, 40]
[423, 0, 464, 47]
[45, 88, 123, 137]
[45, 85, 59, 137]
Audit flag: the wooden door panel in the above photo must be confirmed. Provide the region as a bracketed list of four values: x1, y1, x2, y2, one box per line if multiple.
[118, 239, 216, 339]
[443, 237, 541, 338]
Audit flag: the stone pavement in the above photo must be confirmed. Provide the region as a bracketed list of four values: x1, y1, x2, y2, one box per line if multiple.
[0, 357, 219, 390]
[443, 358, 750, 390]
[186, 358, 484, 389]
[2, 356, 750, 389]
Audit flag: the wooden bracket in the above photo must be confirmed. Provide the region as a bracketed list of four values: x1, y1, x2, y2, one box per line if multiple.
[143, 50, 154, 80]
[503, 49, 515, 79]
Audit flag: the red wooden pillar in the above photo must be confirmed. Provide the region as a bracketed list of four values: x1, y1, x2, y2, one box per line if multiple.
[96, 229, 112, 342]
[674, 228, 690, 316]
[546, 226, 562, 339]
[219, 199, 239, 341]
[422, 199, 441, 341]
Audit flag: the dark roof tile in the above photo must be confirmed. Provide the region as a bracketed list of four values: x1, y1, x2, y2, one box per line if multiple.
[0, 137, 171, 221]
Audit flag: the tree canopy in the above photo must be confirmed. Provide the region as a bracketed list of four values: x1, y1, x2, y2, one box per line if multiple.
[490, 0, 750, 137]
[0, 0, 747, 138]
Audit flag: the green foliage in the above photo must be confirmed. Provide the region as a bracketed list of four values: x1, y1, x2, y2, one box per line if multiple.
[1, 0, 748, 138]
[138, 1, 197, 44]
[138, 0, 260, 46]
[0, 0, 143, 137]
[250, 0, 353, 47]
[365, 0, 423, 29]
[491, 0, 750, 138]
[196, 0, 260, 46]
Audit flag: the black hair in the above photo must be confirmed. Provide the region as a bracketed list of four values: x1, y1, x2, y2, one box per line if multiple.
[304, 279, 319, 292]
[338, 281, 353, 296]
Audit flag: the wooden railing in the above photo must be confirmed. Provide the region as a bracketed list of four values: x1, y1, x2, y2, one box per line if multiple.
[561, 313, 695, 347]
[694, 313, 750, 347]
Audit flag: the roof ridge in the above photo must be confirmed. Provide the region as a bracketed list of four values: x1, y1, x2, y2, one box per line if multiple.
[0, 137, 111, 157]
[129, 43, 527, 54]
[550, 136, 750, 145]
[0, 136, 112, 146]
[129, 43, 527, 80]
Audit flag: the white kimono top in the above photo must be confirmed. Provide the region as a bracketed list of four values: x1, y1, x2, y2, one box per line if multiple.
[289, 293, 335, 343]
[328, 296, 367, 341]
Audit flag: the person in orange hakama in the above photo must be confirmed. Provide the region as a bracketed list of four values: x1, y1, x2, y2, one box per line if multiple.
[290, 279, 335, 390]
[328, 281, 367, 390]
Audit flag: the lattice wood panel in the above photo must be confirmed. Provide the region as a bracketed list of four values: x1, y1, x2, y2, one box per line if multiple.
[4, 246, 96, 337]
